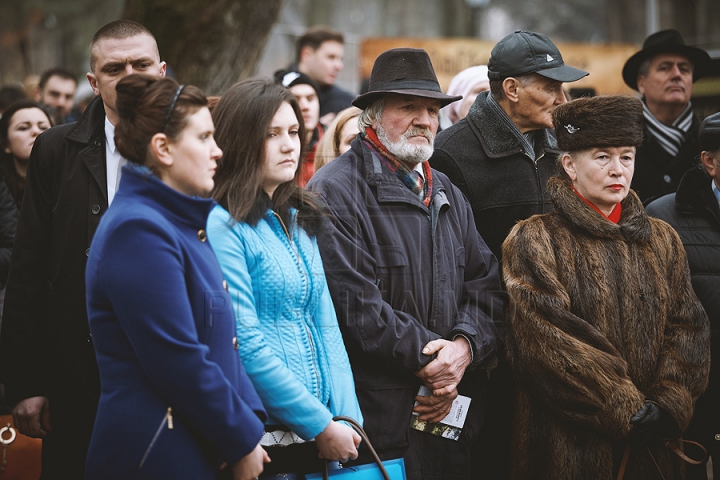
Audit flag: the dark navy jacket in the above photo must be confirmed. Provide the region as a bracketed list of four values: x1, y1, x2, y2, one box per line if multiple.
[85, 166, 265, 479]
[308, 137, 504, 452]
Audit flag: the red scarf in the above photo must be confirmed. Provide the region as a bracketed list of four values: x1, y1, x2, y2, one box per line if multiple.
[363, 127, 433, 206]
[572, 186, 622, 223]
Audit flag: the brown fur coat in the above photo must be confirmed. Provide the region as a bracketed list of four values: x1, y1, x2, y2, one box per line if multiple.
[502, 176, 710, 480]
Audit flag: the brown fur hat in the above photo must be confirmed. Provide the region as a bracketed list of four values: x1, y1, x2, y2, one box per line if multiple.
[553, 95, 644, 152]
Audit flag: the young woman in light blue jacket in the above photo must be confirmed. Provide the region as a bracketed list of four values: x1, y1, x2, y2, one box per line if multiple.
[207, 78, 362, 479]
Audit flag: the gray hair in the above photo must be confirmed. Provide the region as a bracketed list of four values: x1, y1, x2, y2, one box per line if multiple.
[489, 74, 536, 101]
[358, 96, 387, 131]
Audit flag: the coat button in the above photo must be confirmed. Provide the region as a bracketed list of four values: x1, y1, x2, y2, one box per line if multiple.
[85, 247, 90, 257]
[94, 140, 102, 147]
[715, 433, 720, 441]
[663, 174, 672, 184]
[91, 205, 101, 215]
[197, 229, 207, 242]
[232, 337, 239, 350]
[223, 280, 229, 292]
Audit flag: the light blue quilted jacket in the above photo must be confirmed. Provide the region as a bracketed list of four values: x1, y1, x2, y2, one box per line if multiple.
[207, 205, 362, 440]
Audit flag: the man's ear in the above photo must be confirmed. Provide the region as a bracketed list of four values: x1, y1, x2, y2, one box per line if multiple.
[87, 73, 100, 97]
[503, 77, 520, 103]
[159, 61, 167, 78]
[150, 133, 173, 167]
[299, 45, 315, 66]
[636, 75, 646, 96]
[701, 151, 717, 178]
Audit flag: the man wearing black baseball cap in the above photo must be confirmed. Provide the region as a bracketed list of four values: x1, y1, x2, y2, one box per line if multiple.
[623, 29, 712, 204]
[308, 48, 504, 479]
[431, 30, 587, 479]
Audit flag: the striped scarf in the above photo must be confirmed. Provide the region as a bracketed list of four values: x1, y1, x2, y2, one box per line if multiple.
[362, 127, 433, 206]
[643, 101, 693, 157]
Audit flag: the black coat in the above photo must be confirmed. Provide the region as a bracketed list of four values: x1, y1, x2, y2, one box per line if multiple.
[646, 167, 720, 478]
[430, 90, 561, 262]
[308, 137, 504, 468]
[0, 95, 108, 478]
[0, 179, 18, 285]
[631, 115, 701, 205]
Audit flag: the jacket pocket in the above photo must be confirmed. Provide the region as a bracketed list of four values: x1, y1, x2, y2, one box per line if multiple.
[375, 245, 409, 294]
[138, 407, 174, 469]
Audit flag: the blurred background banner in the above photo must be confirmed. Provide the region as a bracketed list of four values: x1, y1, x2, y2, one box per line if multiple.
[0, 0, 718, 112]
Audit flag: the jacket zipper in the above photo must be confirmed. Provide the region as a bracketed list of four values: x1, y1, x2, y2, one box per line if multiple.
[139, 407, 174, 468]
[271, 212, 321, 392]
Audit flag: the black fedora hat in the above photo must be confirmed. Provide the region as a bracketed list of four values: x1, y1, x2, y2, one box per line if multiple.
[352, 48, 462, 109]
[622, 29, 712, 91]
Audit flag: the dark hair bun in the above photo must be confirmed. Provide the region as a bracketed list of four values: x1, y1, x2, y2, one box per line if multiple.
[115, 74, 158, 123]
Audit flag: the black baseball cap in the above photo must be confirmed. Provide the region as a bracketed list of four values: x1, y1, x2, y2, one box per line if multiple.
[488, 31, 588, 83]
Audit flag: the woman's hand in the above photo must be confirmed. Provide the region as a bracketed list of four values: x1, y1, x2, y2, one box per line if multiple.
[315, 421, 361, 462]
[231, 444, 271, 480]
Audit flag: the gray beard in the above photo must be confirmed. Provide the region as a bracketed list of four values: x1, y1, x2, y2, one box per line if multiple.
[376, 124, 434, 166]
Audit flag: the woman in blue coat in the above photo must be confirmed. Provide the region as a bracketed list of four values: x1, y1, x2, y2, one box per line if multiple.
[207, 78, 362, 478]
[85, 74, 268, 480]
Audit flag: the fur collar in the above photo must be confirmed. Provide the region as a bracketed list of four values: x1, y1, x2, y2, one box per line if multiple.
[466, 91, 559, 157]
[548, 176, 652, 243]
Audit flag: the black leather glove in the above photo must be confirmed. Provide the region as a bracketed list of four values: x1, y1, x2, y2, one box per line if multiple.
[629, 401, 679, 439]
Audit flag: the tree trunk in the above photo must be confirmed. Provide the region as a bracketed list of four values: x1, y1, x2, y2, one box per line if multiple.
[124, 0, 284, 95]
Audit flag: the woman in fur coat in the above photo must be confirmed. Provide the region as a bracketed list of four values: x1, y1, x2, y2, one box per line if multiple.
[502, 95, 710, 480]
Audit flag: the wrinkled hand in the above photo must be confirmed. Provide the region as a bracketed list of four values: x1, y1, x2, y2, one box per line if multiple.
[629, 401, 678, 439]
[412, 390, 458, 423]
[316, 421, 361, 463]
[12, 396, 51, 438]
[415, 338, 472, 396]
[231, 444, 270, 480]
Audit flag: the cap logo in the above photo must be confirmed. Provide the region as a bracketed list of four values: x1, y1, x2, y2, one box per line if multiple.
[546, 54, 554, 62]
[281, 72, 301, 87]
[564, 124, 580, 134]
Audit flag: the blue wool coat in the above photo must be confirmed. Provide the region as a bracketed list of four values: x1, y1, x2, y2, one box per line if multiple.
[85, 166, 266, 479]
[207, 205, 362, 440]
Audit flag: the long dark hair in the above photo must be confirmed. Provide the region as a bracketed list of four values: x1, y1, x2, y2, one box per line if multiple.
[0, 100, 55, 208]
[211, 77, 323, 235]
[114, 74, 207, 168]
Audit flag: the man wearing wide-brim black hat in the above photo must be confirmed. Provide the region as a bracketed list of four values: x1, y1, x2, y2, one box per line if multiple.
[622, 29, 712, 204]
[307, 48, 505, 479]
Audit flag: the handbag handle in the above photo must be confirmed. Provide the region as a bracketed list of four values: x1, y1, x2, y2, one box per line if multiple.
[323, 416, 391, 480]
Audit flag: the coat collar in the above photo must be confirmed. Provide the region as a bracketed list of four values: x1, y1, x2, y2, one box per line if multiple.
[674, 166, 720, 223]
[351, 136, 448, 209]
[548, 176, 652, 242]
[466, 90, 560, 159]
[65, 95, 106, 145]
[115, 164, 216, 228]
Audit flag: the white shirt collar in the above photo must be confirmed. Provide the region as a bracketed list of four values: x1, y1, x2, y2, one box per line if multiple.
[104, 117, 117, 155]
[712, 179, 720, 210]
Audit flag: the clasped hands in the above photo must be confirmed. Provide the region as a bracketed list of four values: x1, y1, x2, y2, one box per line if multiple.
[412, 338, 472, 423]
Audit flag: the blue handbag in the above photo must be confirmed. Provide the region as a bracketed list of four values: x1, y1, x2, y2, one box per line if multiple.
[305, 416, 406, 480]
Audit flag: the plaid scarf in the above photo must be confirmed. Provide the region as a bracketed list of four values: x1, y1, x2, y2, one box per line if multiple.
[362, 127, 433, 206]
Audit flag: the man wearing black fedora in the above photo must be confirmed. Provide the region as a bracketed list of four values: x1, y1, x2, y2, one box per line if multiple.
[308, 48, 504, 479]
[623, 29, 712, 204]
